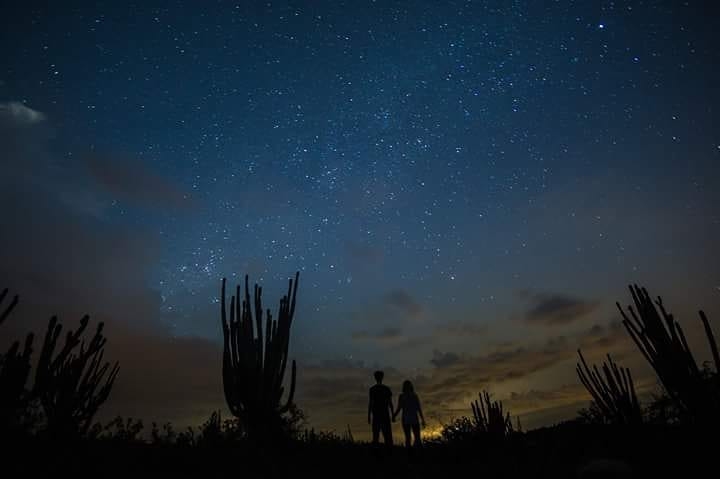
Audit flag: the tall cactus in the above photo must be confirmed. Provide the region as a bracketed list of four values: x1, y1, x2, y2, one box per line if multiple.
[34, 315, 120, 438]
[220, 272, 299, 440]
[471, 390, 513, 439]
[617, 284, 720, 423]
[576, 350, 642, 425]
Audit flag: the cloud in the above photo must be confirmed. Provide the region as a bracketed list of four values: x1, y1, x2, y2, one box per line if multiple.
[416, 321, 631, 417]
[351, 327, 403, 343]
[98, 325, 225, 427]
[0, 103, 206, 430]
[0, 102, 190, 217]
[383, 289, 423, 317]
[81, 152, 191, 210]
[502, 369, 661, 430]
[435, 320, 487, 337]
[522, 292, 599, 326]
[430, 350, 461, 368]
[0, 101, 46, 125]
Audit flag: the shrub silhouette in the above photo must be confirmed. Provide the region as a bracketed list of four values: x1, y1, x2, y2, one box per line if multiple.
[439, 416, 479, 442]
[89, 416, 144, 442]
[220, 271, 300, 442]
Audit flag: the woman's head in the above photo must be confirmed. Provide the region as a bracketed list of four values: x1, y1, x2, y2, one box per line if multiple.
[402, 380, 414, 394]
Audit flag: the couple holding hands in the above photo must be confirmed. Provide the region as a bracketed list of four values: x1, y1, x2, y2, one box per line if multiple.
[368, 370, 426, 448]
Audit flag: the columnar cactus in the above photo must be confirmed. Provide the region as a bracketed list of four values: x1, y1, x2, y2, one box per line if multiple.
[576, 350, 642, 425]
[220, 272, 299, 440]
[471, 390, 513, 439]
[617, 284, 720, 423]
[34, 315, 120, 438]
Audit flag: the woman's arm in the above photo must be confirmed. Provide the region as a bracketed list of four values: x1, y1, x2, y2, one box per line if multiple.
[418, 396, 426, 426]
[393, 394, 403, 420]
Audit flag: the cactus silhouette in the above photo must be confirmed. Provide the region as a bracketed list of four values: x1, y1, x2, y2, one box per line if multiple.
[576, 350, 642, 425]
[617, 284, 720, 423]
[220, 271, 299, 441]
[34, 315, 120, 438]
[2, 289, 120, 438]
[0, 287, 19, 325]
[471, 390, 513, 439]
[0, 288, 35, 434]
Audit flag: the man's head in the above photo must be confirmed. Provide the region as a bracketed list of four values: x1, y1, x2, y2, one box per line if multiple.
[374, 370, 384, 384]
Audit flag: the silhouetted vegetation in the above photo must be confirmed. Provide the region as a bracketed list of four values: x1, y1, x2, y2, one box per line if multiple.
[0, 288, 19, 325]
[90, 416, 145, 442]
[471, 390, 514, 439]
[35, 315, 119, 438]
[0, 287, 118, 439]
[300, 424, 355, 445]
[220, 272, 300, 442]
[437, 390, 516, 445]
[2, 280, 718, 478]
[616, 284, 719, 424]
[576, 351, 642, 425]
[0, 288, 36, 435]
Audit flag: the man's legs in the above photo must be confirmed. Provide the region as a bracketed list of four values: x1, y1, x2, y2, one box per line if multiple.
[372, 421, 381, 445]
[381, 419, 393, 446]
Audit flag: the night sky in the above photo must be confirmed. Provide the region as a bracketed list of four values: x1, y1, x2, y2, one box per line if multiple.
[1, 1, 719, 438]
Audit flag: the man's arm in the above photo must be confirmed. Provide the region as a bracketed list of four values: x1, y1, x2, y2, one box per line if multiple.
[388, 390, 394, 421]
[368, 390, 373, 424]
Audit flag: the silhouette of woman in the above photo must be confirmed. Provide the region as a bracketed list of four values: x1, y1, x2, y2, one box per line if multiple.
[393, 380, 425, 448]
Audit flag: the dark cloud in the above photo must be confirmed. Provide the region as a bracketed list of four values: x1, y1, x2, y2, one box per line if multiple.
[0, 105, 206, 430]
[522, 292, 599, 326]
[98, 326, 225, 427]
[383, 289, 423, 318]
[414, 320, 631, 420]
[0, 108, 164, 333]
[435, 320, 487, 337]
[82, 152, 191, 210]
[351, 327, 403, 342]
[1, 100, 190, 220]
[586, 323, 606, 337]
[430, 350, 461, 368]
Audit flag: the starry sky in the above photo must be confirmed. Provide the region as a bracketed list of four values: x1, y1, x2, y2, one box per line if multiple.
[1, 1, 719, 438]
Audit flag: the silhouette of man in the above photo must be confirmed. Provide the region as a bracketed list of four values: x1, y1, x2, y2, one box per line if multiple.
[368, 370, 394, 447]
